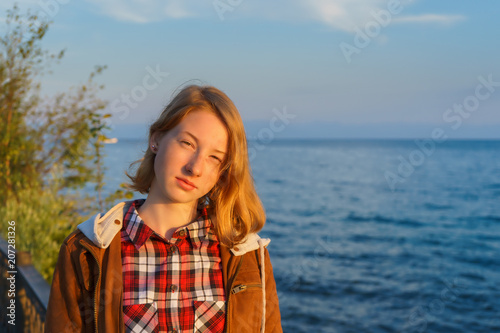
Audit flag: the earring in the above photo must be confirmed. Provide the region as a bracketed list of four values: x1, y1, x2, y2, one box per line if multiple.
[151, 144, 156, 151]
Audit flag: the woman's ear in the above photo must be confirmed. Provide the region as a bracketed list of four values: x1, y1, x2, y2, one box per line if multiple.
[150, 132, 159, 153]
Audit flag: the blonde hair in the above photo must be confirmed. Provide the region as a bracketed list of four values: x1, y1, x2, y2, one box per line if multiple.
[126, 85, 265, 248]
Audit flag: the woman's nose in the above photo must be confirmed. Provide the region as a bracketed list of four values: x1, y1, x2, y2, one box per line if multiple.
[186, 153, 203, 176]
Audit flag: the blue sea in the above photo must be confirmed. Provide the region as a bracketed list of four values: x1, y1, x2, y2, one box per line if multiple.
[102, 139, 500, 333]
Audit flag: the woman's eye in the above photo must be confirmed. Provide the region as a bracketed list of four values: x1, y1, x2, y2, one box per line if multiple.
[181, 140, 192, 147]
[211, 156, 222, 163]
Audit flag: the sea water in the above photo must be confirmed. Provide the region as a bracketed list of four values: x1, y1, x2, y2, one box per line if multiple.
[102, 139, 500, 332]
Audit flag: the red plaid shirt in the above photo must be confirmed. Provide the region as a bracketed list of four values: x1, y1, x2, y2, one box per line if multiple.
[121, 199, 226, 333]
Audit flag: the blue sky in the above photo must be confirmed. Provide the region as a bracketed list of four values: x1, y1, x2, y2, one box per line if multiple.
[3, 0, 500, 138]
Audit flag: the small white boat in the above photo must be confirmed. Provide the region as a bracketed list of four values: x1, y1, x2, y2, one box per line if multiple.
[103, 137, 118, 144]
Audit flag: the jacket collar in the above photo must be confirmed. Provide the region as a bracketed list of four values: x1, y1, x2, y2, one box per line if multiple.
[77, 200, 270, 255]
[77, 201, 128, 249]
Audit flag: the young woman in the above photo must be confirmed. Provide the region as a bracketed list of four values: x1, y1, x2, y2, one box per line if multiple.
[45, 85, 282, 332]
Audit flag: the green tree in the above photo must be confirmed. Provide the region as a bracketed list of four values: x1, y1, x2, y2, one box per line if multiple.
[0, 5, 113, 282]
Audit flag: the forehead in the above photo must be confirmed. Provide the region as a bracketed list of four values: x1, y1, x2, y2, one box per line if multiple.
[174, 110, 228, 149]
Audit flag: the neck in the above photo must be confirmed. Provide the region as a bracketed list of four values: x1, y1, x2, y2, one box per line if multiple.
[138, 197, 198, 240]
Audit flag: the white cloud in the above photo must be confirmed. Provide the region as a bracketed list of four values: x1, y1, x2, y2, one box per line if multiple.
[9, 0, 464, 32]
[298, 0, 390, 32]
[83, 0, 394, 31]
[85, 0, 205, 23]
[393, 14, 466, 25]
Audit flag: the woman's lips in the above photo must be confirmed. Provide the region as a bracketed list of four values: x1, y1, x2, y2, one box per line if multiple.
[176, 177, 196, 190]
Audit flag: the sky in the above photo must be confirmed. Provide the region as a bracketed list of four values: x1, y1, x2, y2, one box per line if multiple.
[2, 0, 500, 139]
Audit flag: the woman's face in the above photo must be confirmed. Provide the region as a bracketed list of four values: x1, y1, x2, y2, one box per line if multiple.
[149, 109, 228, 207]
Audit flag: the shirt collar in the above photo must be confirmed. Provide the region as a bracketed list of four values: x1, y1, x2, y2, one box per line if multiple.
[178, 206, 215, 248]
[122, 199, 215, 250]
[122, 199, 153, 250]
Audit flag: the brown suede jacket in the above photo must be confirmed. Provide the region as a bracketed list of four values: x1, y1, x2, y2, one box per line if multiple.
[45, 201, 282, 333]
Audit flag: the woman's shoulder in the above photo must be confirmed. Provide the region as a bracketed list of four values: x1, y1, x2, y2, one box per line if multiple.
[57, 227, 89, 257]
[76, 200, 137, 249]
[230, 233, 271, 256]
[61, 200, 136, 252]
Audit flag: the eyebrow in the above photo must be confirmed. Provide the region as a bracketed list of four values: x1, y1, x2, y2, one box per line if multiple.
[182, 131, 226, 155]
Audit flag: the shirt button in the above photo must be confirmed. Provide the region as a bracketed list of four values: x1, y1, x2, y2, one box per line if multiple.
[169, 246, 176, 254]
[170, 285, 178, 292]
[171, 329, 178, 333]
[178, 230, 186, 237]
